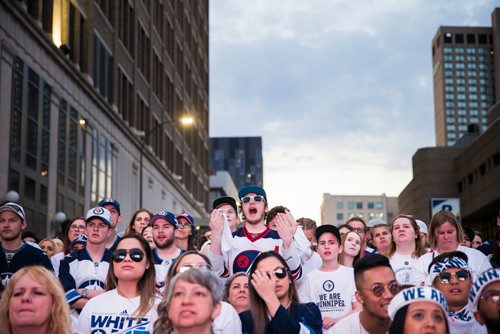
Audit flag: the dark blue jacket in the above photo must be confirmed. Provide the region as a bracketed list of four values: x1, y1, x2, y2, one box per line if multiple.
[240, 302, 323, 334]
[1, 242, 53, 285]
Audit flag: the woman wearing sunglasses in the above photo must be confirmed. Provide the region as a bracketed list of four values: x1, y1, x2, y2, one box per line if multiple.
[163, 250, 243, 333]
[77, 234, 160, 333]
[240, 251, 322, 334]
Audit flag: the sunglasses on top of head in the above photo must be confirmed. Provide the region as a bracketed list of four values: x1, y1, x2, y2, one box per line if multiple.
[241, 195, 265, 204]
[112, 248, 145, 263]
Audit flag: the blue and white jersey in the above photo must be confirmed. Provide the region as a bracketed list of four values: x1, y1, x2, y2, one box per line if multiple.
[224, 226, 302, 279]
[152, 248, 185, 289]
[58, 248, 111, 305]
[0, 242, 53, 286]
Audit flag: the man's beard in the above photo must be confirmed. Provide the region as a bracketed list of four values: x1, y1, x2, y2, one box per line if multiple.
[154, 234, 175, 249]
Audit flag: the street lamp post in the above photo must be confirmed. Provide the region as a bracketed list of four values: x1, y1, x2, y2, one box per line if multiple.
[138, 116, 193, 208]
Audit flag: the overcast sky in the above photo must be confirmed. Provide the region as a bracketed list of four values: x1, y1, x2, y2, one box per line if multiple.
[208, 0, 494, 223]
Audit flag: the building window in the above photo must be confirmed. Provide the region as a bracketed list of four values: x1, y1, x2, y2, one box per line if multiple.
[375, 202, 383, 210]
[356, 202, 363, 209]
[337, 213, 344, 221]
[348, 201, 354, 210]
[137, 22, 150, 80]
[92, 34, 113, 103]
[118, 0, 134, 56]
[91, 128, 113, 204]
[455, 34, 464, 44]
[367, 202, 374, 209]
[117, 68, 134, 126]
[336, 201, 343, 209]
[444, 33, 452, 44]
[9, 56, 51, 234]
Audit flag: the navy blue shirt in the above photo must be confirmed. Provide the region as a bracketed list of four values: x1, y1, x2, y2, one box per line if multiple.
[0, 242, 53, 285]
[240, 302, 323, 334]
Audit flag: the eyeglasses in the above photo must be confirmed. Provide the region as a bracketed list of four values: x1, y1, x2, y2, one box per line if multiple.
[265, 267, 288, 279]
[70, 224, 86, 231]
[178, 223, 192, 230]
[361, 282, 401, 297]
[437, 270, 470, 284]
[112, 248, 145, 262]
[352, 228, 366, 234]
[480, 290, 500, 304]
[178, 263, 212, 273]
[241, 195, 265, 204]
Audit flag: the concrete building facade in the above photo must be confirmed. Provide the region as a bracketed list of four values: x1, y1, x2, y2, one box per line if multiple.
[0, 1, 210, 236]
[321, 194, 399, 227]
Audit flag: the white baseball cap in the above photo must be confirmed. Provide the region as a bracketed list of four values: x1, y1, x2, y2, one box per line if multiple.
[416, 219, 428, 234]
[85, 207, 111, 226]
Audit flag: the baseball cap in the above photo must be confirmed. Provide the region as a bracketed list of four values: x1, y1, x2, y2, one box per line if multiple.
[238, 186, 267, 202]
[388, 286, 448, 320]
[315, 224, 341, 244]
[176, 212, 195, 227]
[367, 218, 386, 228]
[0, 202, 26, 221]
[69, 234, 88, 249]
[98, 198, 121, 215]
[149, 211, 178, 229]
[213, 196, 238, 212]
[416, 219, 428, 234]
[85, 207, 112, 226]
[469, 268, 500, 311]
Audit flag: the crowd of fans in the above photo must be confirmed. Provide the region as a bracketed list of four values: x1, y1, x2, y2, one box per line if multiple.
[0, 185, 499, 333]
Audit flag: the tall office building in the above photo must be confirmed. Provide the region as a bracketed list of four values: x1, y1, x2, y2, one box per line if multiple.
[210, 137, 263, 190]
[431, 8, 500, 146]
[0, 1, 210, 237]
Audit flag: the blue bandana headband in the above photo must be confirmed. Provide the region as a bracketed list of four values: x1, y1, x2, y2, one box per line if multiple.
[428, 256, 469, 284]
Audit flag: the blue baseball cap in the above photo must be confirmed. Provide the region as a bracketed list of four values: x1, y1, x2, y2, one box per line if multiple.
[176, 212, 195, 227]
[149, 211, 178, 229]
[238, 186, 267, 202]
[98, 198, 121, 215]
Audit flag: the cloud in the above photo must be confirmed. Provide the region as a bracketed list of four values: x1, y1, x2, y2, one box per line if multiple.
[209, 0, 494, 222]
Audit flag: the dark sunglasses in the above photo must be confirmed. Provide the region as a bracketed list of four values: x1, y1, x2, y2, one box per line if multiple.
[265, 267, 288, 279]
[437, 270, 469, 284]
[241, 195, 265, 204]
[112, 248, 145, 262]
[361, 282, 400, 297]
[480, 290, 500, 304]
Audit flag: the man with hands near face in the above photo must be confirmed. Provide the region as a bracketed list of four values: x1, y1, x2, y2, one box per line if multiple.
[207, 186, 302, 280]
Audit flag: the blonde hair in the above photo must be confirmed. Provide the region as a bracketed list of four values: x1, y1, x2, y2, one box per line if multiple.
[0, 266, 72, 334]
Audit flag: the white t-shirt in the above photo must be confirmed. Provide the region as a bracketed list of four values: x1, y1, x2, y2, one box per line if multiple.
[297, 266, 356, 320]
[410, 245, 492, 286]
[77, 289, 160, 333]
[447, 303, 487, 334]
[332, 311, 368, 334]
[213, 301, 242, 333]
[389, 252, 420, 285]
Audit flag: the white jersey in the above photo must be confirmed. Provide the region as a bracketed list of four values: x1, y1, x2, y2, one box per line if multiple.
[410, 245, 492, 286]
[389, 252, 420, 285]
[296, 250, 322, 287]
[297, 266, 357, 320]
[51, 251, 66, 277]
[213, 301, 242, 333]
[332, 311, 368, 334]
[77, 289, 161, 333]
[447, 303, 487, 334]
[208, 226, 302, 279]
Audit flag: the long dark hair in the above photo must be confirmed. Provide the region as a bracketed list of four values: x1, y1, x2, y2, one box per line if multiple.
[249, 251, 299, 334]
[105, 234, 157, 317]
[389, 304, 450, 334]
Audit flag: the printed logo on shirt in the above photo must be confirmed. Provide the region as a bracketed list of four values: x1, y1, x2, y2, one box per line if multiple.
[233, 250, 260, 273]
[323, 280, 334, 292]
[90, 313, 151, 333]
[316, 280, 346, 312]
